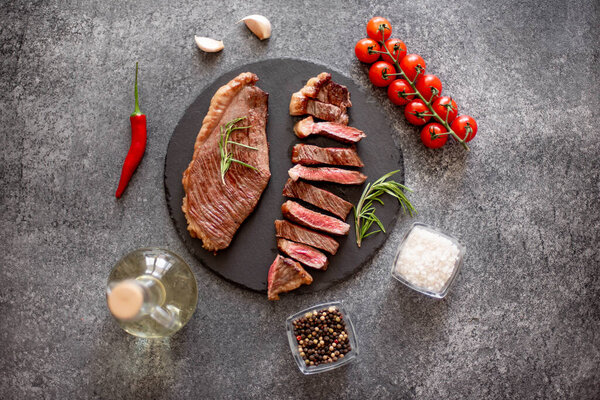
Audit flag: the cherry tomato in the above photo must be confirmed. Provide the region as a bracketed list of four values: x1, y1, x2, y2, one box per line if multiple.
[387, 79, 414, 106]
[354, 38, 381, 64]
[369, 61, 396, 87]
[404, 100, 431, 125]
[399, 54, 426, 82]
[381, 38, 406, 64]
[451, 115, 478, 142]
[420, 123, 448, 148]
[366, 17, 392, 42]
[415, 74, 442, 102]
[431, 96, 458, 124]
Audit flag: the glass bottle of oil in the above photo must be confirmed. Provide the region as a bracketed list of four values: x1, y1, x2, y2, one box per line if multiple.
[106, 248, 198, 338]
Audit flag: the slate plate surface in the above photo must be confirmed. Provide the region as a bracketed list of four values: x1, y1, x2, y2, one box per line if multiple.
[164, 58, 405, 292]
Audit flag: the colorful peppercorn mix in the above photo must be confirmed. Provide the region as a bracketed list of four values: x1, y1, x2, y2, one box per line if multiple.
[291, 306, 352, 367]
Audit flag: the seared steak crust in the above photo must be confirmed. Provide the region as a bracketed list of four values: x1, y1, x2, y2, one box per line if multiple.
[292, 144, 364, 167]
[267, 255, 313, 300]
[275, 220, 339, 255]
[289, 93, 348, 124]
[182, 72, 270, 252]
[293, 116, 366, 143]
[299, 72, 352, 111]
[282, 178, 353, 220]
[288, 165, 367, 185]
[289, 73, 351, 125]
[282, 200, 350, 236]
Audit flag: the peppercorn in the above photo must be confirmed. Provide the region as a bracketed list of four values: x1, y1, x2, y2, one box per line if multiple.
[292, 306, 352, 369]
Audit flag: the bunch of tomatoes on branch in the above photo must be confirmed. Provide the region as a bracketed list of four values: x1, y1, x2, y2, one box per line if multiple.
[355, 17, 478, 150]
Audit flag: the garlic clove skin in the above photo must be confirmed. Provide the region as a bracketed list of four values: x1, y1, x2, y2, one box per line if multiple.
[241, 15, 271, 40]
[194, 36, 224, 52]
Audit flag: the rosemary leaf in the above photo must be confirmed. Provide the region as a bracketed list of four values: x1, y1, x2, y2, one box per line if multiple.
[228, 141, 258, 150]
[363, 229, 382, 238]
[230, 158, 258, 170]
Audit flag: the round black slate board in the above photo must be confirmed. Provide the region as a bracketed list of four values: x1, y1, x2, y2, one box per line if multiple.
[164, 58, 404, 293]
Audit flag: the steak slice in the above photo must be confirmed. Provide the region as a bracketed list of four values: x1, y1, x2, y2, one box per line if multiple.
[292, 144, 364, 167]
[294, 116, 366, 143]
[267, 255, 313, 300]
[282, 200, 350, 236]
[299, 72, 352, 111]
[277, 239, 329, 270]
[275, 220, 339, 255]
[289, 93, 348, 125]
[282, 178, 353, 220]
[182, 72, 270, 252]
[289, 165, 367, 185]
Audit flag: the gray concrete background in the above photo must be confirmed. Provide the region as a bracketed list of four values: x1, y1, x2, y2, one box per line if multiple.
[1, 0, 599, 398]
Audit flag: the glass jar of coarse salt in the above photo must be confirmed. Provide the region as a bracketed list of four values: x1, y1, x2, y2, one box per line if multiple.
[391, 223, 465, 298]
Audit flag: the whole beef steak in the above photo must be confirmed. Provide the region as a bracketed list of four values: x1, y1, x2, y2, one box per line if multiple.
[182, 72, 270, 252]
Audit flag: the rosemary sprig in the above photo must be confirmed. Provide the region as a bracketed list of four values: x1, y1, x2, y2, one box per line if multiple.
[353, 170, 416, 247]
[218, 116, 258, 184]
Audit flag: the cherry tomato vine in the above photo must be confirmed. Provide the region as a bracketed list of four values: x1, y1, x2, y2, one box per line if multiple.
[355, 18, 477, 150]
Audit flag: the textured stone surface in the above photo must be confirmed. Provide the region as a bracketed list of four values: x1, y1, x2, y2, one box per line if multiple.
[1, 0, 599, 398]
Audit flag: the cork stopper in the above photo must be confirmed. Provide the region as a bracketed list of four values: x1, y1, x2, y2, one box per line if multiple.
[107, 280, 144, 321]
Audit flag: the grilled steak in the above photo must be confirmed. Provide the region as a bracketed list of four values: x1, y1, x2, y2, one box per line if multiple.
[288, 165, 367, 185]
[299, 72, 352, 111]
[292, 144, 364, 167]
[289, 93, 348, 124]
[282, 200, 350, 236]
[282, 178, 353, 219]
[275, 220, 339, 255]
[267, 255, 313, 300]
[294, 116, 366, 143]
[182, 72, 270, 252]
[277, 238, 329, 270]
[289, 72, 352, 124]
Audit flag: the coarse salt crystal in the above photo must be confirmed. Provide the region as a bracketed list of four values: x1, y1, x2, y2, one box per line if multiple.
[394, 225, 460, 293]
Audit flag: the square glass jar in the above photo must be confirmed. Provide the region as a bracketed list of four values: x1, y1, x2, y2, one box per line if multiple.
[285, 301, 359, 375]
[391, 223, 466, 298]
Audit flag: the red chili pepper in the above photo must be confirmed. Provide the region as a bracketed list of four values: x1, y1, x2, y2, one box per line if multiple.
[115, 62, 147, 198]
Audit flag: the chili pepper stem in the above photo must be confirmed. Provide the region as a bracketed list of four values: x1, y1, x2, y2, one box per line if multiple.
[377, 26, 469, 151]
[131, 62, 143, 117]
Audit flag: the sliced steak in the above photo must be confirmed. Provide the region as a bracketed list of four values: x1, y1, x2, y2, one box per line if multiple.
[282, 178, 353, 220]
[275, 220, 339, 255]
[277, 239, 329, 270]
[299, 72, 352, 111]
[292, 144, 364, 167]
[294, 116, 366, 143]
[288, 165, 367, 185]
[282, 201, 350, 236]
[182, 72, 270, 252]
[289, 93, 348, 125]
[267, 255, 313, 300]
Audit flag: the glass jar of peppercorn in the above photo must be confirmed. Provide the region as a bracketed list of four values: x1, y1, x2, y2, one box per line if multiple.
[285, 301, 359, 375]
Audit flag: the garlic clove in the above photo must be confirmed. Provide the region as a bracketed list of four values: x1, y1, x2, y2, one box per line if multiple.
[241, 15, 271, 40]
[194, 36, 224, 52]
